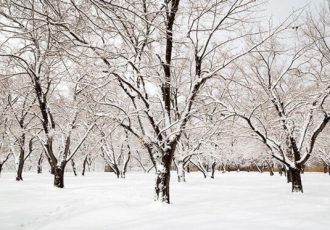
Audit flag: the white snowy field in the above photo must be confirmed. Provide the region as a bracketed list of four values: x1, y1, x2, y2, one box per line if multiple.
[0, 172, 329, 230]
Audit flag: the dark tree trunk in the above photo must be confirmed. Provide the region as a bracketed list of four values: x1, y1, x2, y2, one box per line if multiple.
[16, 135, 26, 181]
[47, 156, 55, 175]
[290, 167, 303, 192]
[54, 162, 66, 188]
[82, 155, 88, 176]
[154, 152, 172, 203]
[120, 155, 131, 179]
[16, 154, 24, 181]
[113, 165, 120, 178]
[323, 163, 328, 174]
[286, 168, 292, 183]
[37, 152, 43, 174]
[266, 161, 274, 176]
[210, 161, 216, 179]
[71, 159, 77, 176]
[0, 153, 11, 176]
[16, 161, 24, 181]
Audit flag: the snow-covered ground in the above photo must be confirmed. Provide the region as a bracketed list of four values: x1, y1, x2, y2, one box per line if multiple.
[0, 172, 329, 230]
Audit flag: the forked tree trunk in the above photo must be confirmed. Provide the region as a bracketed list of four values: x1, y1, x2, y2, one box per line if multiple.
[176, 161, 185, 182]
[113, 165, 120, 178]
[54, 162, 67, 188]
[120, 155, 131, 179]
[154, 153, 172, 203]
[290, 167, 303, 192]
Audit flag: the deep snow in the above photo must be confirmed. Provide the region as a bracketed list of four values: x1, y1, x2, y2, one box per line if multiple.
[0, 172, 329, 230]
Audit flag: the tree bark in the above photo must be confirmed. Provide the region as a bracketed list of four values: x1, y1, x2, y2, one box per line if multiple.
[210, 161, 216, 179]
[47, 156, 55, 175]
[16, 150, 25, 181]
[37, 152, 43, 174]
[54, 162, 66, 188]
[120, 155, 131, 179]
[290, 167, 303, 192]
[323, 164, 328, 174]
[71, 159, 77, 176]
[286, 167, 292, 183]
[265, 161, 274, 176]
[154, 152, 172, 203]
[82, 155, 88, 176]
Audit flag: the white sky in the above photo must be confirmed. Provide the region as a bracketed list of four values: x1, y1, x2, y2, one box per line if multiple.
[268, 0, 328, 20]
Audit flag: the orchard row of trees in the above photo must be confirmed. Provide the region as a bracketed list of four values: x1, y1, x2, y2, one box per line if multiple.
[0, 0, 329, 203]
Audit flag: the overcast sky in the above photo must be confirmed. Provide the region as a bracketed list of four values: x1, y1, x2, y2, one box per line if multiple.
[268, 0, 327, 20]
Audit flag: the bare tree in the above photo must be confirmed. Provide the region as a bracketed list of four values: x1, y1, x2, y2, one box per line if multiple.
[0, 1, 95, 187]
[231, 26, 330, 192]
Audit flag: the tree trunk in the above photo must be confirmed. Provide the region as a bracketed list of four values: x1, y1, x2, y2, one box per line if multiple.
[266, 161, 274, 176]
[54, 162, 66, 188]
[47, 156, 55, 175]
[186, 164, 190, 173]
[16, 153, 24, 181]
[0, 164, 3, 176]
[210, 161, 216, 179]
[154, 153, 172, 203]
[290, 167, 303, 192]
[286, 168, 292, 183]
[114, 165, 120, 178]
[82, 155, 88, 176]
[71, 159, 77, 176]
[323, 163, 328, 174]
[37, 153, 43, 174]
[121, 155, 131, 179]
[176, 161, 185, 182]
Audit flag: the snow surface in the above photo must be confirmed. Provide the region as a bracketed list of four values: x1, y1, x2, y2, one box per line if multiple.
[0, 172, 329, 230]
